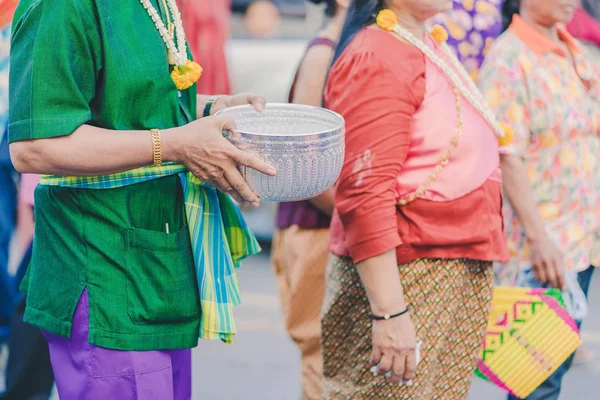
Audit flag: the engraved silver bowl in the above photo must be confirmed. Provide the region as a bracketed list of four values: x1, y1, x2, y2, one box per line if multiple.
[216, 103, 345, 202]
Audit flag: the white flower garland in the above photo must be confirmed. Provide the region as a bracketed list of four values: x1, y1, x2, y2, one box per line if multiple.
[391, 24, 505, 138]
[139, 0, 189, 67]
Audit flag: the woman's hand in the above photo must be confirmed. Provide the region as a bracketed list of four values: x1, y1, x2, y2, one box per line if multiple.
[500, 155, 566, 290]
[163, 115, 276, 206]
[212, 93, 266, 114]
[355, 250, 416, 385]
[529, 235, 565, 289]
[371, 313, 418, 385]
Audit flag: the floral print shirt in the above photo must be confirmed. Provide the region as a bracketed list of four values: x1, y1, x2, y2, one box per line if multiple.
[432, 0, 503, 80]
[478, 15, 600, 285]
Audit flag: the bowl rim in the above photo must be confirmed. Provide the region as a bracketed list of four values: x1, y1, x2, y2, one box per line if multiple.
[214, 103, 345, 137]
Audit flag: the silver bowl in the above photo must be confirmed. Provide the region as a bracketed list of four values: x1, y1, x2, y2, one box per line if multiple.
[215, 103, 345, 202]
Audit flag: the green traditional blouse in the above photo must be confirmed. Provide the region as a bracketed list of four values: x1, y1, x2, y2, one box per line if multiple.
[9, 0, 202, 350]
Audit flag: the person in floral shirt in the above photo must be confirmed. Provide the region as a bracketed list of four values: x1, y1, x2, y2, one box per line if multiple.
[478, 1, 600, 399]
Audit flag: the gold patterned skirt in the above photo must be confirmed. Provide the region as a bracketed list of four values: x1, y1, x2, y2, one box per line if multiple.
[321, 256, 493, 400]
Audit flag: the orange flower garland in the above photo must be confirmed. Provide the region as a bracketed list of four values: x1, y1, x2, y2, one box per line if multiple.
[171, 61, 203, 90]
[140, 0, 202, 90]
[498, 123, 515, 147]
[375, 9, 398, 31]
[430, 24, 449, 44]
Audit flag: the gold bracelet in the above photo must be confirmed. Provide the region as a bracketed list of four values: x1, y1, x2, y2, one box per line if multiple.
[150, 128, 163, 167]
[210, 96, 221, 116]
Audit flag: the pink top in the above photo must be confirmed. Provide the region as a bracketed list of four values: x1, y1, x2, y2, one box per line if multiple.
[19, 173, 40, 206]
[397, 34, 502, 202]
[324, 28, 508, 264]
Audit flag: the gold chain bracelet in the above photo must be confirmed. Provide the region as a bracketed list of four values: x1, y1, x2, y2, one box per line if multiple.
[150, 128, 163, 167]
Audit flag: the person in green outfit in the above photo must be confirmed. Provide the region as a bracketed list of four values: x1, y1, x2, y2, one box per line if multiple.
[8, 0, 276, 399]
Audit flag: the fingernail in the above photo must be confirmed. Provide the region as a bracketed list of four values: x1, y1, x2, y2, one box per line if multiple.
[267, 167, 277, 175]
[243, 201, 250, 207]
[252, 201, 260, 207]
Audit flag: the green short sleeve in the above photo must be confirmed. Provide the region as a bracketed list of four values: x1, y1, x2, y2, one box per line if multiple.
[8, 0, 101, 143]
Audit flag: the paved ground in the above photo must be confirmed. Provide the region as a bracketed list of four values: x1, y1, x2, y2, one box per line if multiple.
[190, 252, 600, 400]
[5, 251, 597, 399]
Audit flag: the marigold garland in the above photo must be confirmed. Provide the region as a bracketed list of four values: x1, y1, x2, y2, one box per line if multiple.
[376, 9, 398, 31]
[171, 61, 203, 90]
[498, 122, 515, 147]
[430, 24, 449, 44]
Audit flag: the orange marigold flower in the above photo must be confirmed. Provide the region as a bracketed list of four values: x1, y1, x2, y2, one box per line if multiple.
[430, 24, 448, 43]
[376, 9, 398, 32]
[171, 61, 203, 90]
[498, 122, 514, 147]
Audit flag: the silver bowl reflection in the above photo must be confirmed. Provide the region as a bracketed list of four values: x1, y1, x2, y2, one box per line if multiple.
[216, 104, 345, 202]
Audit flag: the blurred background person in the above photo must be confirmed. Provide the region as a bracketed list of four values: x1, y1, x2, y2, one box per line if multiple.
[244, 0, 282, 37]
[432, 0, 504, 80]
[0, 0, 18, 344]
[0, 173, 54, 400]
[566, 6, 600, 52]
[478, 0, 600, 399]
[271, 1, 347, 398]
[0, 2, 54, 399]
[583, 0, 600, 21]
[178, 0, 233, 95]
[433, 0, 600, 81]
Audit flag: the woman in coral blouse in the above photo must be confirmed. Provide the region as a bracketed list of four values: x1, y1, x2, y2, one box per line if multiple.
[320, 0, 510, 398]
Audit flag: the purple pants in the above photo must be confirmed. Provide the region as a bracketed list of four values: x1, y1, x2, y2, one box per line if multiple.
[42, 290, 192, 400]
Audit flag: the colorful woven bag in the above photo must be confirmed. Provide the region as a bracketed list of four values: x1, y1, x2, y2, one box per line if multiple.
[475, 286, 581, 399]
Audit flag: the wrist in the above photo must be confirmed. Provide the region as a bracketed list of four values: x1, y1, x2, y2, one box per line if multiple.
[524, 226, 547, 244]
[160, 128, 183, 163]
[203, 95, 225, 117]
[371, 307, 409, 321]
[369, 298, 407, 316]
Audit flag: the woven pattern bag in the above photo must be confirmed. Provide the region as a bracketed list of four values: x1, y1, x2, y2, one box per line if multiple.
[476, 287, 581, 398]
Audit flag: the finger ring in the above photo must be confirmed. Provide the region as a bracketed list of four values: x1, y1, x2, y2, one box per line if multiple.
[221, 130, 229, 138]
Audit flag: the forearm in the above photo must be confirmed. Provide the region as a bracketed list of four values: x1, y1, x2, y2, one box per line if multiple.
[501, 154, 546, 241]
[356, 249, 407, 315]
[9, 124, 178, 176]
[308, 188, 334, 216]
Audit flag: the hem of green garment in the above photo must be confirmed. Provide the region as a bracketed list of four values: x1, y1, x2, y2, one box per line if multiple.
[89, 326, 200, 351]
[23, 305, 200, 351]
[23, 306, 73, 338]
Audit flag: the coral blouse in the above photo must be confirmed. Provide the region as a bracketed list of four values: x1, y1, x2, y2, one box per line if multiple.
[324, 28, 509, 264]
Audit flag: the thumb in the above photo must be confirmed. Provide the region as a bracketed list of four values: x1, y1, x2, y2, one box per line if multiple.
[214, 115, 237, 133]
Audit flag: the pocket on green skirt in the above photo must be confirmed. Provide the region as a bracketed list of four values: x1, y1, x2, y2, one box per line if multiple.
[124, 225, 200, 325]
